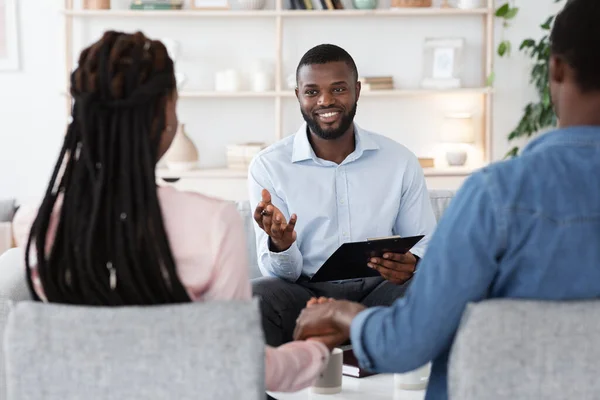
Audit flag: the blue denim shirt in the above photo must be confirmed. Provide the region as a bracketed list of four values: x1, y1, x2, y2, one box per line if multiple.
[350, 126, 600, 400]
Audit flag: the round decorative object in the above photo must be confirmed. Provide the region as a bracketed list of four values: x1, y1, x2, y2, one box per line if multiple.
[161, 124, 199, 171]
[353, 0, 377, 9]
[238, 0, 266, 9]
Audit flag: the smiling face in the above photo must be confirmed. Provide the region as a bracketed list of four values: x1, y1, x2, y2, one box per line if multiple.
[295, 61, 361, 140]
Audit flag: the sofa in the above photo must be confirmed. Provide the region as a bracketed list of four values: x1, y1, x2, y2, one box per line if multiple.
[238, 190, 456, 279]
[0, 199, 17, 256]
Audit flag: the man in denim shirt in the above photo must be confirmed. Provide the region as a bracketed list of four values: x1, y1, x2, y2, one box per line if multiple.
[293, 1, 600, 398]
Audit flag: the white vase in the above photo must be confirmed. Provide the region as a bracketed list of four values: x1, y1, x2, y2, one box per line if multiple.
[162, 124, 198, 171]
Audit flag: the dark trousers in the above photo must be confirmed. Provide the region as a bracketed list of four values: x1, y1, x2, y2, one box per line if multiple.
[251, 276, 410, 346]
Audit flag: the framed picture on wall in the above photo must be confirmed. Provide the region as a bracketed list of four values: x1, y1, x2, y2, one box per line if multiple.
[421, 38, 464, 90]
[0, 0, 19, 71]
[191, 0, 230, 9]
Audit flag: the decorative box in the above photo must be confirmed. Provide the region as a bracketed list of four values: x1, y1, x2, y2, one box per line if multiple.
[226, 143, 267, 170]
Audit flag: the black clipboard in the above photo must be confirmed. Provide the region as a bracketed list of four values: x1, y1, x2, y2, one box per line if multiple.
[309, 235, 424, 282]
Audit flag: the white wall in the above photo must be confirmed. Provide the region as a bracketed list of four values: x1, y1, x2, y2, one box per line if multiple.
[0, 0, 562, 204]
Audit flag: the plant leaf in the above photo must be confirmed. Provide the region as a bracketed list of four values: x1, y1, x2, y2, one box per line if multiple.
[504, 147, 519, 159]
[486, 71, 496, 86]
[541, 16, 554, 30]
[495, 3, 509, 17]
[519, 39, 535, 50]
[498, 41, 509, 57]
[505, 7, 519, 19]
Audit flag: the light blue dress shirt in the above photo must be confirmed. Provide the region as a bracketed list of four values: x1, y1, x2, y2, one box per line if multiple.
[350, 126, 600, 400]
[247, 123, 437, 281]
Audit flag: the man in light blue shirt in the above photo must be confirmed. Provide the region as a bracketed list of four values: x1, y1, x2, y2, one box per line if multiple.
[249, 44, 437, 346]
[293, 1, 600, 398]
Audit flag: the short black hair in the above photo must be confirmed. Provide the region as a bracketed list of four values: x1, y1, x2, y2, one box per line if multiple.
[296, 44, 358, 83]
[550, 0, 600, 91]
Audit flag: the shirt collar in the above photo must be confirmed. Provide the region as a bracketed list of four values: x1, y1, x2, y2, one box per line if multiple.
[291, 122, 380, 164]
[523, 125, 600, 154]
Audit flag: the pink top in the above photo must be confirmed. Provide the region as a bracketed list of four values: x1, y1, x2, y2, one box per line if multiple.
[13, 185, 329, 393]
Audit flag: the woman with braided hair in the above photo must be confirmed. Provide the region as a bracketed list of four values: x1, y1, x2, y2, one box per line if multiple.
[13, 31, 329, 393]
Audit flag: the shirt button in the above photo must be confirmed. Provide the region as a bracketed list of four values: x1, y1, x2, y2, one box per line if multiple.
[343, 232, 349, 237]
[340, 199, 345, 205]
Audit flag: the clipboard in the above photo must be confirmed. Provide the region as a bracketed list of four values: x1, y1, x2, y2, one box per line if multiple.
[309, 235, 424, 282]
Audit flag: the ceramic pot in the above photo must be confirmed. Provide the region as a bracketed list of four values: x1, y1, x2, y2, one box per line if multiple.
[353, 0, 377, 9]
[162, 124, 198, 171]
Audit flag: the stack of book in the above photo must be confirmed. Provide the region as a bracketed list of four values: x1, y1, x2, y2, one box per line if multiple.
[359, 76, 394, 91]
[341, 345, 377, 378]
[130, 0, 184, 10]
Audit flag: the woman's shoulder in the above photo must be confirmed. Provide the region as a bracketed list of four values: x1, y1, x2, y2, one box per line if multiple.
[157, 185, 240, 223]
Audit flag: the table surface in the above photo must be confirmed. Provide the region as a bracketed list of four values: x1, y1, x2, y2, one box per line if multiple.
[268, 374, 426, 400]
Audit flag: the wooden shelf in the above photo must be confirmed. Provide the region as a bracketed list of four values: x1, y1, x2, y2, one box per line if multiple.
[156, 166, 475, 180]
[280, 8, 490, 17]
[180, 91, 279, 98]
[156, 168, 248, 179]
[62, 9, 279, 17]
[62, 8, 491, 18]
[178, 87, 492, 98]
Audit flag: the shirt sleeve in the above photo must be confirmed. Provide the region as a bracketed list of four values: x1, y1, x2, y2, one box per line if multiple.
[265, 341, 330, 392]
[247, 156, 303, 282]
[351, 170, 504, 373]
[202, 202, 252, 301]
[393, 153, 437, 259]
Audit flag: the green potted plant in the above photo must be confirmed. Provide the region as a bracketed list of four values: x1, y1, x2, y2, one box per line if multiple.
[494, 0, 563, 158]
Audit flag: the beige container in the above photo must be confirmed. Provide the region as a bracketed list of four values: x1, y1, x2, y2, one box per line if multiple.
[83, 0, 110, 9]
[162, 124, 199, 171]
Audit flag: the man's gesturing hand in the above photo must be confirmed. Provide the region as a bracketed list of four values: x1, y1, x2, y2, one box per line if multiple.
[253, 189, 297, 252]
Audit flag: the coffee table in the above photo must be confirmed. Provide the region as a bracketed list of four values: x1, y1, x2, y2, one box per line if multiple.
[268, 374, 426, 400]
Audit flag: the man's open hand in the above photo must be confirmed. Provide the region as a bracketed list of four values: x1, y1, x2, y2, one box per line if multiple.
[253, 189, 297, 252]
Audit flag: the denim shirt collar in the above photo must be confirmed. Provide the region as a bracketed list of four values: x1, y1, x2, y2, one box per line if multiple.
[524, 126, 600, 154]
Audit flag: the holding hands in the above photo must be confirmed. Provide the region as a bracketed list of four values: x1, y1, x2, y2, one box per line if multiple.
[294, 297, 366, 350]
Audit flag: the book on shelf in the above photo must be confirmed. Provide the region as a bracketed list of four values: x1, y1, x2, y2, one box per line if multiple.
[287, 0, 342, 10]
[130, 0, 183, 10]
[359, 76, 394, 90]
[418, 157, 435, 168]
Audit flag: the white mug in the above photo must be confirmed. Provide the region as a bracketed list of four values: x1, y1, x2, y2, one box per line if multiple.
[394, 362, 431, 391]
[312, 348, 343, 394]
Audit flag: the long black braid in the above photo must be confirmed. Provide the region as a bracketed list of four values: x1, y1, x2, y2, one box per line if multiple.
[25, 31, 191, 305]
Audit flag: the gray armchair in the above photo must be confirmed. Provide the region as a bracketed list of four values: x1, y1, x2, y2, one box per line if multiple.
[3, 300, 265, 400]
[449, 299, 600, 400]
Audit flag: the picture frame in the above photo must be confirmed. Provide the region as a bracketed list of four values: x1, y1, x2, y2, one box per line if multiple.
[190, 0, 230, 9]
[421, 37, 464, 90]
[0, 0, 19, 71]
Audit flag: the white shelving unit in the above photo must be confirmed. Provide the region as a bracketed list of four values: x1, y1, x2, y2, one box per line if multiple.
[62, 0, 495, 198]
